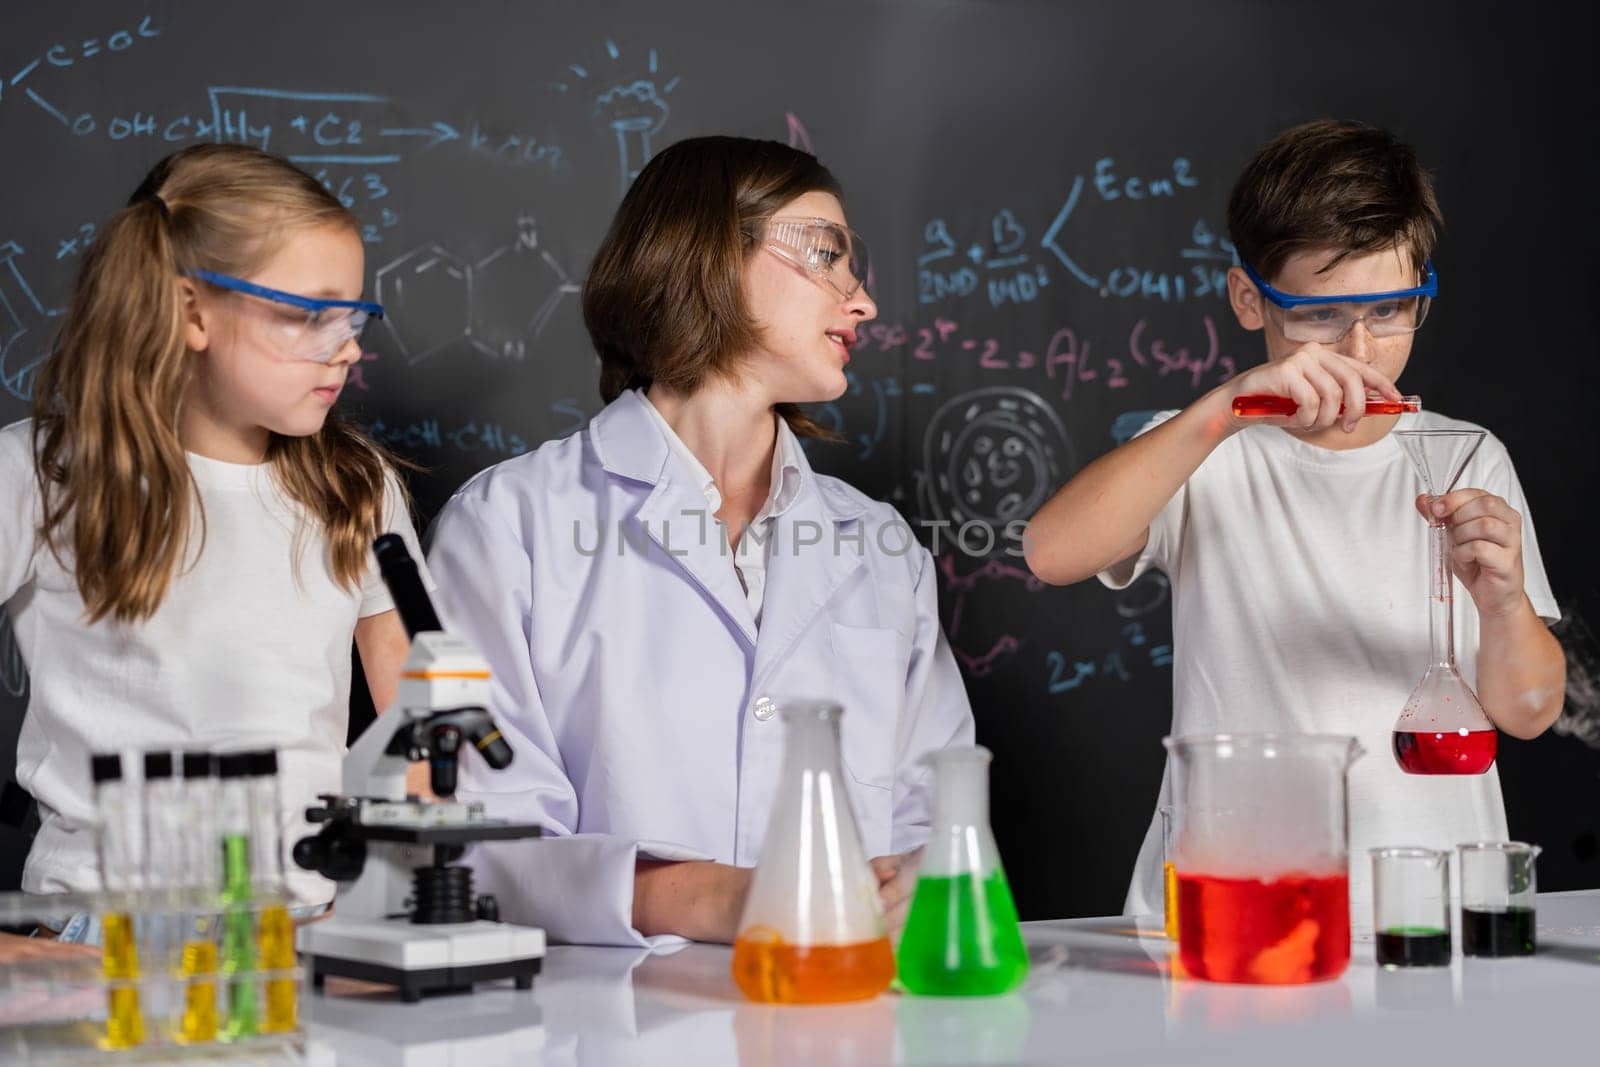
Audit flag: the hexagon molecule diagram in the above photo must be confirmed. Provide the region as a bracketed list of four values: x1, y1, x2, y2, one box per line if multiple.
[374, 244, 472, 365]
[469, 216, 581, 361]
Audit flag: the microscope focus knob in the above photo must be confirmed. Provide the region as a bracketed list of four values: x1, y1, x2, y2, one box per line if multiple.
[477, 894, 501, 923]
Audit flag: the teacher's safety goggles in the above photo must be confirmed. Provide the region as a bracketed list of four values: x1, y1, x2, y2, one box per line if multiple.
[1243, 261, 1436, 344]
[750, 217, 870, 299]
[191, 269, 385, 364]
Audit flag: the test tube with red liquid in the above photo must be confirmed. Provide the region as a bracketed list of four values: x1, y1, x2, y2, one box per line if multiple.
[1232, 393, 1421, 419]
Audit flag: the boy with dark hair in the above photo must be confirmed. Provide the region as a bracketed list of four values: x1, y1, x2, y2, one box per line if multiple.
[1024, 119, 1564, 919]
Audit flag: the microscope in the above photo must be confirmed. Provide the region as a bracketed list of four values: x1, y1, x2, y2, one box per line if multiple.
[293, 534, 545, 1002]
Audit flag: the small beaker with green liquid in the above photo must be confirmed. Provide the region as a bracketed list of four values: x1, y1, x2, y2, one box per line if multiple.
[896, 746, 1028, 996]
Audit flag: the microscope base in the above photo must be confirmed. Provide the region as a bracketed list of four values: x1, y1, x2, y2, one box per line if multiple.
[300, 918, 546, 1003]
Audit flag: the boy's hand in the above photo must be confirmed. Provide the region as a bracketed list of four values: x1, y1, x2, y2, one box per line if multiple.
[1415, 490, 1527, 618]
[1223, 345, 1402, 433]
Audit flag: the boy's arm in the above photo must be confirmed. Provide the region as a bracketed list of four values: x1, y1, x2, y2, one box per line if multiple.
[1419, 490, 1565, 738]
[1024, 347, 1405, 586]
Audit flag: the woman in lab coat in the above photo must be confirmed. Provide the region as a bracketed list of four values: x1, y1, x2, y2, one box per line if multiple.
[427, 136, 975, 947]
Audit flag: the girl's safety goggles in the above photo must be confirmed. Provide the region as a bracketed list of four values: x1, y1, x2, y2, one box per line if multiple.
[750, 217, 870, 299]
[1243, 260, 1437, 344]
[191, 268, 384, 364]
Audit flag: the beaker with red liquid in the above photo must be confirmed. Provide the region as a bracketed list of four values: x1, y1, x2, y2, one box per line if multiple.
[1391, 430, 1499, 775]
[1164, 734, 1363, 985]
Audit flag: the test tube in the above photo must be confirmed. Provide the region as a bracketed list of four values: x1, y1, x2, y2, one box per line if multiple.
[1459, 841, 1539, 958]
[141, 751, 182, 1027]
[217, 753, 258, 1040]
[177, 752, 219, 1044]
[92, 753, 145, 1049]
[1159, 805, 1177, 941]
[1370, 847, 1451, 967]
[248, 750, 297, 1033]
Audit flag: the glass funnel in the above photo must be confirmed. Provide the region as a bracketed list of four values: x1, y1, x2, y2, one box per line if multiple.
[1392, 429, 1496, 774]
[896, 746, 1028, 996]
[731, 701, 895, 1004]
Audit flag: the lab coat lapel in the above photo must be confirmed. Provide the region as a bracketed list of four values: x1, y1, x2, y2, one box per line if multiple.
[750, 468, 869, 695]
[591, 393, 758, 648]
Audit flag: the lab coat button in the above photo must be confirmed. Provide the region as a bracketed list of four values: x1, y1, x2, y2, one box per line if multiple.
[752, 696, 777, 721]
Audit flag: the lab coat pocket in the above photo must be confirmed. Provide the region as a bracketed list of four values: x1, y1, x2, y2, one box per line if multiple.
[828, 622, 909, 794]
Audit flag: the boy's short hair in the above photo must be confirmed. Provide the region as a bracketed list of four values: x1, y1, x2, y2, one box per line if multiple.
[1227, 119, 1443, 282]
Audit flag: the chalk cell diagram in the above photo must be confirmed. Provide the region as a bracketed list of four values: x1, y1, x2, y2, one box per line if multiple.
[374, 219, 578, 365]
[923, 386, 1076, 555]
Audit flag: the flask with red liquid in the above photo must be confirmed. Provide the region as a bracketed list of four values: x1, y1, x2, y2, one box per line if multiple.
[731, 701, 895, 1003]
[1164, 734, 1363, 985]
[1391, 430, 1498, 775]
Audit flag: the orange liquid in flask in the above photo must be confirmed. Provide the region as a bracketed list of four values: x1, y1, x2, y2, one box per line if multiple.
[732, 930, 895, 1003]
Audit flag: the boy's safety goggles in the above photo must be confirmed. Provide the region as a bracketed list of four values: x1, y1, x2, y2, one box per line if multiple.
[1243, 261, 1436, 344]
[750, 217, 870, 299]
[191, 269, 384, 364]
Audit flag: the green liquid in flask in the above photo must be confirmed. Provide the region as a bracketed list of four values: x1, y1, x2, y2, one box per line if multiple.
[896, 870, 1029, 996]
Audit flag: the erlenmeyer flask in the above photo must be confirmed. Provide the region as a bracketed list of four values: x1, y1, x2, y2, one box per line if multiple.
[896, 746, 1028, 996]
[1392, 430, 1497, 774]
[732, 701, 895, 1003]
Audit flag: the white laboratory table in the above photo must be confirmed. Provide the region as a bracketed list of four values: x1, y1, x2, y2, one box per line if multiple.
[303, 889, 1600, 1066]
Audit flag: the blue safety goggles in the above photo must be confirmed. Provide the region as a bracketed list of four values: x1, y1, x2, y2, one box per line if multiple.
[191, 269, 384, 364]
[1243, 260, 1437, 343]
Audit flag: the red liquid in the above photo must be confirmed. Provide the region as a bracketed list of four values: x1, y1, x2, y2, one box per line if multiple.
[1176, 871, 1350, 984]
[1392, 729, 1497, 774]
[1232, 394, 1421, 418]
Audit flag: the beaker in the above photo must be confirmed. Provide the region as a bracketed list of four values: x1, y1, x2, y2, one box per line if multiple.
[1164, 733, 1362, 985]
[1392, 430, 1498, 775]
[1370, 847, 1451, 968]
[896, 746, 1028, 996]
[1458, 841, 1539, 957]
[732, 702, 895, 1003]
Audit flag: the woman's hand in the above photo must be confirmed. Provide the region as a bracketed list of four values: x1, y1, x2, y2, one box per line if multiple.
[0, 930, 100, 963]
[870, 846, 924, 936]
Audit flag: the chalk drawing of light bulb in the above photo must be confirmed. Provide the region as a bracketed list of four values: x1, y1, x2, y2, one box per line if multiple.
[555, 40, 677, 195]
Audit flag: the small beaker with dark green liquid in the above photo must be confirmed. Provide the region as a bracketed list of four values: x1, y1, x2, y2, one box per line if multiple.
[896, 746, 1028, 996]
[1370, 847, 1451, 968]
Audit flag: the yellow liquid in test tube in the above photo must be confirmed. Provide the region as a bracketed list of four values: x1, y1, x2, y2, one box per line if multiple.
[1163, 861, 1179, 940]
[178, 938, 219, 1043]
[258, 904, 297, 1032]
[100, 912, 145, 1049]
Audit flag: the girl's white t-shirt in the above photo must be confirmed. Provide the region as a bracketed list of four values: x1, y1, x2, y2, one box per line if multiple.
[1100, 410, 1559, 925]
[0, 419, 428, 905]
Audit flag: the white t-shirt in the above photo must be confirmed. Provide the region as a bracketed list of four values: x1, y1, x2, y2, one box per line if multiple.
[1100, 410, 1559, 925]
[0, 419, 428, 905]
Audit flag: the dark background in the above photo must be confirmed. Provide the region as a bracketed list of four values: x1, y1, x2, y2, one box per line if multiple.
[2, 0, 1596, 917]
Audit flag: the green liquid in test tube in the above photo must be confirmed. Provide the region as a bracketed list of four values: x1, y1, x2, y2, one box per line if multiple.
[218, 756, 258, 1041]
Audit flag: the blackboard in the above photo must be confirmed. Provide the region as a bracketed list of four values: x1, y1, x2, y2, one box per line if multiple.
[3, 0, 1597, 914]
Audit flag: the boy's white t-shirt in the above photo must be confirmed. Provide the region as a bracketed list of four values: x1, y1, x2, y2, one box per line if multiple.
[1100, 410, 1559, 925]
[0, 419, 429, 905]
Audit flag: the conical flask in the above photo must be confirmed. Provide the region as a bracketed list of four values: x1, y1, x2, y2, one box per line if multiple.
[896, 746, 1028, 995]
[1392, 430, 1498, 774]
[732, 701, 895, 1003]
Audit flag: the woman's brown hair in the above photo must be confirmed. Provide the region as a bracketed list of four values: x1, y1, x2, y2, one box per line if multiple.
[31, 143, 401, 624]
[583, 135, 844, 438]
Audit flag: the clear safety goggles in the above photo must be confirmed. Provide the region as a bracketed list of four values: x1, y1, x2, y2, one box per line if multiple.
[752, 216, 870, 298]
[1244, 260, 1436, 344]
[192, 268, 384, 364]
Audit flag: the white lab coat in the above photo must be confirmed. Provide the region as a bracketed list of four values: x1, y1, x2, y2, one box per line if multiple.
[427, 390, 974, 947]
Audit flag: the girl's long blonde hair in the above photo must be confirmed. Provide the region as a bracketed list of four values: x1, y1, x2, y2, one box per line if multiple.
[31, 143, 401, 624]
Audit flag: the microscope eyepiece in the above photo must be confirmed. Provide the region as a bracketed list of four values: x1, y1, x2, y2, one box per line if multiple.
[373, 534, 443, 638]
